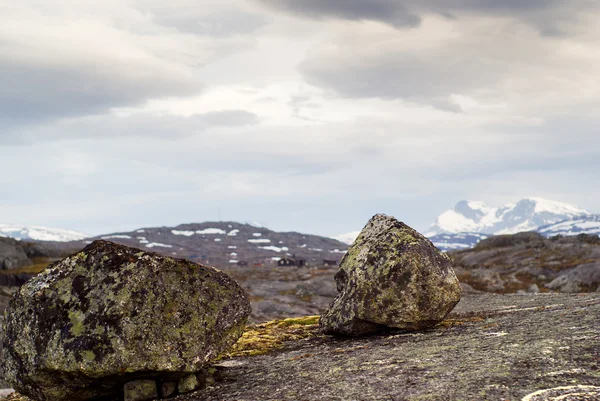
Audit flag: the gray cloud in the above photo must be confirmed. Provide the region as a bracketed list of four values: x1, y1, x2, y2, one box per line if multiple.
[0, 4, 257, 131]
[0, 55, 203, 130]
[295, 1, 599, 110]
[258, 0, 585, 34]
[258, 0, 421, 28]
[299, 44, 502, 108]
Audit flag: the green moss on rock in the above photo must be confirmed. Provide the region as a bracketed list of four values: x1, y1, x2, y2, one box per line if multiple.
[1, 240, 251, 401]
[320, 214, 462, 336]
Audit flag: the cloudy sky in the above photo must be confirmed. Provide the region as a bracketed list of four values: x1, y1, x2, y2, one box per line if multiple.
[1, 0, 600, 237]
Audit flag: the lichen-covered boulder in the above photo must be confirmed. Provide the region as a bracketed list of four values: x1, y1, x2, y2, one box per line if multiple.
[320, 214, 461, 336]
[2, 240, 251, 401]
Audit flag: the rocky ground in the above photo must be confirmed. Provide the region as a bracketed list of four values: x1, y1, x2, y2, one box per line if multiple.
[451, 232, 600, 294]
[2, 230, 600, 400]
[5, 293, 599, 400]
[174, 293, 600, 401]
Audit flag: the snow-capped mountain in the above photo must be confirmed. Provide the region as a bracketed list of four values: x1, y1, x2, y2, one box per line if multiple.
[0, 224, 88, 242]
[426, 198, 590, 236]
[426, 198, 593, 251]
[537, 215, 600, 237]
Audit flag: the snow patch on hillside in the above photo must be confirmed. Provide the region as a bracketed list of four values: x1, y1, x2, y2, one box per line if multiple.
[145, 242, 173, 248]
[172, 230, 195, 236]
[248, 238, 271, 244]
[196, 228, 226, 235]
[101, 235, 132, 240]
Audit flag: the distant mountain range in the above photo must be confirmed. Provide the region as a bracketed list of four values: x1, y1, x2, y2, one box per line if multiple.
[0, 224, 88, 242]
[425, 197, 589, 236]
[54, 221, 349, 268]
[3, 198, 599, 259]
[426, 198, 598, 251]
[334, 198, 599, 251]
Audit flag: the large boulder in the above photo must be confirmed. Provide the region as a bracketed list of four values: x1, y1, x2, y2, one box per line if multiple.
[320, 214, 462, 336]
[2, 240, 251, 401]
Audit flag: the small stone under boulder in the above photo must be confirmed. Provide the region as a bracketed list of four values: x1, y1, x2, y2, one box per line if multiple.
[124, 380, 157, 401]
[320, 214, 462, 336]
[2, 240, 251, 401]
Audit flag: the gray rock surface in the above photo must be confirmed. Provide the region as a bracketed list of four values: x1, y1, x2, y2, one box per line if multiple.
[174, 293, 600, 401]
[320, 214, 462, 336]
[547, 261, 600, 293]
[1, 240, 251, 401]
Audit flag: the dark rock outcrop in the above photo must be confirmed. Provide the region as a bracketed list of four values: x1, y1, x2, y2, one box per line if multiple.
[2, 241, 251, 401]
[320, 214, 462, 336]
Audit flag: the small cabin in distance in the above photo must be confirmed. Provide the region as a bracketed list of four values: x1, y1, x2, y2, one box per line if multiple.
[277, 257, 306, 267]
[323, 259, 338, 267]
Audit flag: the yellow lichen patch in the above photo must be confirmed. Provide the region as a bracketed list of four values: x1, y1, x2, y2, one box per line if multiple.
[224, 316, 321, 358]
[274, 316, 320, 328]
[436, 316, 486, 329]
